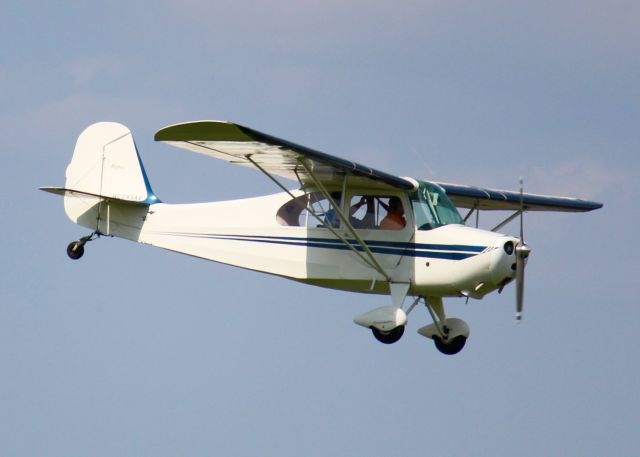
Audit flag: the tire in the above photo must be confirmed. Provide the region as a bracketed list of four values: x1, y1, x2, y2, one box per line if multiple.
[67, 241, 84, 260]
[434, 335, 467, 355]
[371, 325, 405, 344]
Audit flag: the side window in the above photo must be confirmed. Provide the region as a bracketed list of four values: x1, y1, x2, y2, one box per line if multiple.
[299, 192, 342, 228]
[347, 195, 408, 231]
[276, 194, 307, 226]
[277, 192, 408, 231]
[347, 195, 377, 229]
[378, 196, 407, 230]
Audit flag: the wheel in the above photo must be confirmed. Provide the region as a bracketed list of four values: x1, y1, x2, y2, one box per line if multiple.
[66, 241, 84, 260]
[434, 335, 467, 355]
[371, 325, 405, 344]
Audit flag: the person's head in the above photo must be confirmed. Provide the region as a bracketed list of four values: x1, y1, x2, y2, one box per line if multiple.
[388, 196, 404, 214]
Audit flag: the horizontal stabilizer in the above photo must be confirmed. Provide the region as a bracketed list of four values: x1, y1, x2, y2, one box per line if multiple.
[40, 186, 152, 206]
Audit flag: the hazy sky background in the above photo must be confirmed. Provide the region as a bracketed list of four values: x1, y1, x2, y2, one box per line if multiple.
[1, 1, 638, 456]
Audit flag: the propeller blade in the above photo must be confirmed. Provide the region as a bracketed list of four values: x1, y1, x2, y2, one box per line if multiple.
[515, 243, 531, 320]
[519, 177, 524, 242]
[515, 177, 528, 320]
[516, 251, 525, 320]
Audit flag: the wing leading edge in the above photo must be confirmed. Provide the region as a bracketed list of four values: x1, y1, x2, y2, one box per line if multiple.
[154, 121, 415, 191]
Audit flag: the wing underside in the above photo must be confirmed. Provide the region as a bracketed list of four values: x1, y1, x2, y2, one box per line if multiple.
[155, 121, 415, 191]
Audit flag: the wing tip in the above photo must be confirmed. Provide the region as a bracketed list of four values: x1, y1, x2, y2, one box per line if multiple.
[154, 120, 251, 142]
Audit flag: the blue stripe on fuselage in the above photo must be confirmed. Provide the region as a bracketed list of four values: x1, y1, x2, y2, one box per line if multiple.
[168, 233, 486, 261]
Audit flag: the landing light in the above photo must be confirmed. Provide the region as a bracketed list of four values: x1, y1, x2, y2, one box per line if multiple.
[503, 241, 515, 255]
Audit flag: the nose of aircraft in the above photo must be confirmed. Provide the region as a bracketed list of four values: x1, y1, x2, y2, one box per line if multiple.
[489, 236, 520, 286]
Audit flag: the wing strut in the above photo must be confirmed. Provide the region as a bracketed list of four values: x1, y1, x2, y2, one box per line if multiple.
[462, 203, 480, 228]
[298, 159, 392, 282]
[245, 156, 391, 281]
[491, 210, 523, 232]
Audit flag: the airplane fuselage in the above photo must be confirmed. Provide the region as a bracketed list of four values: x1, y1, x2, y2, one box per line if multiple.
[64, 189, 518, 300]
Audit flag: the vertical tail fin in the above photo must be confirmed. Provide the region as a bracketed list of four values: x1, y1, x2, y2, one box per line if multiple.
[65, 122, 158, 204]
[46, 122, 160, 234]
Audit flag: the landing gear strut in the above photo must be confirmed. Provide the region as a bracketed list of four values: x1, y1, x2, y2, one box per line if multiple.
[66, 231, 102, 260]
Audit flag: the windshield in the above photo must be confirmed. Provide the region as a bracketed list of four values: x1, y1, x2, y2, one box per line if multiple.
[410, 181, 463, 230]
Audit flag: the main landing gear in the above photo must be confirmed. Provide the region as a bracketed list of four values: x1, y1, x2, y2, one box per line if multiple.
[66, 231, 103, 260]
[371, 325, 405, 344]
[433, 334, 467, 355]
[353, 305, 408, 345]
[417, 297, 469, 355]
[354, 296, 470, 355]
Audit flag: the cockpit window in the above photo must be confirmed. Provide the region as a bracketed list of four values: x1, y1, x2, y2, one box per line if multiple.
[277, 191, 410, 231]
[410, 181, 463, 230]
[347, 194, 408, 230]
[277, 184, 460, 231]
[276, 192, 340, 227]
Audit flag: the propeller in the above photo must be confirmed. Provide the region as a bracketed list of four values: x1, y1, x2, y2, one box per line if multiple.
[515, 177, 531, 320]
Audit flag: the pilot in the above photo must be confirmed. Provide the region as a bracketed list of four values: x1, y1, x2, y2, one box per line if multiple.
[325, 194, 376, 229]
[380, 196, 406, 230]
[350, 196, 375, 229]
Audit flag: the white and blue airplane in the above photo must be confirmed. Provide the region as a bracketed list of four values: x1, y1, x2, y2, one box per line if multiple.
[42, 121, 602, 354]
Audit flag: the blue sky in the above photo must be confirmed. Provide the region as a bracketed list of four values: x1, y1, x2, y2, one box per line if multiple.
[1, 1, 638, 456]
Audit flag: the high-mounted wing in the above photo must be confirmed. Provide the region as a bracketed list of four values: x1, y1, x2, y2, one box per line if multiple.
[436, 182, 603, 212]
[154, 121, 602, 212]
[155, 121, 415, 191]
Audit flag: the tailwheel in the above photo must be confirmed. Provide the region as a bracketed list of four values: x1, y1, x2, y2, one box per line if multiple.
[433, 335, 467, 355]
[66, 231, 102, 260]
[66, 241, 85, 260]
[371, 325, 405, 344]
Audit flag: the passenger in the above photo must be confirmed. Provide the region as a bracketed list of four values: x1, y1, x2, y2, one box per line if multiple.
[324, 192, 342, 227]
[350, 196, 375, 229]
[380, 196, 406, 230]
